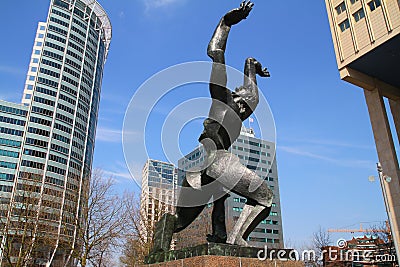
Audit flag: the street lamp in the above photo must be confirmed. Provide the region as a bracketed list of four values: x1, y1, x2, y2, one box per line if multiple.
[377, 162, 400, 266]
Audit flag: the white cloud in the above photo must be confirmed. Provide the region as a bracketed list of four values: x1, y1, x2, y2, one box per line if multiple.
[0, 65, 25, 75]
[143, 0, 184, 9]
[96, 127, 139, 143]
[278, 145, 375, 170]
[103, 161, 144, 189]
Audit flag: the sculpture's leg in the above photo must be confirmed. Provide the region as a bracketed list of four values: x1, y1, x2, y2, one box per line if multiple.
[207, 193, 229, 243]
[226, 204, 271, 246]
[150, 174, 213, 253]
[206, 151, 273, 246]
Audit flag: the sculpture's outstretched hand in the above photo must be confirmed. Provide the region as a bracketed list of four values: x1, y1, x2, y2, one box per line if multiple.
[255, 61, 270, 78]
[224, 1, 254, 26]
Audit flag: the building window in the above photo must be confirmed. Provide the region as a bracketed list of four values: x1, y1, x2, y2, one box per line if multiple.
[368, 0, 381, 11]
[38, 33, 44, 38]
[34, 50, 41, 55]
[339, 19, 350, 32]
[40, 25, 46, 30]
[29, 75, 35, 81]
[353, 8, 365, 22]
[36, 41, 43, 47]
[31, 67, 37, 72]
[32, 58, 39, 63]
[335, 2, 346, 15]
[350, 0, 359, 4]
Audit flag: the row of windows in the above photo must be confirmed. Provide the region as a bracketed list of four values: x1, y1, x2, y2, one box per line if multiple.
[0, 138, 21, 148]
[40, 67, 60, 79]
[34, 96, 55, 107]
[59, 93, 76, 106]
[75, 121, 86, 132]
[38, 76, 59, 89]
[51, 143, 69, 155]
[43, 49, 63, 61]
[0, 161, 17, 169]
[65, 57, 82, 71]
[48, 24, 68, 37]
[25, 138, 48, 148]
[28, 127, 50, 137]
[73, 18, 87, 31]
[45, 41, 65, 53]
[72, 140, 84, 150]
[61, 84, 77, 97]
[56, 112, 73, 125]
[0, 105, 27, 116]
[248, 237, 280, 244]
[70, 33, 85, 48]
[71, 25, 86, 38]
[69, 160, 81, 171]
[0, 127, 24, 137]
[0, 173, 14, 181]
[19, 171, 42, 181]
[337, 0, 381, 32]
[236, 138, 269, 148]
[71, 151, 83, 161]
[31, 106, 53, 117]
[64, 66, 80, 79]
[76, 111, 88, 124]
[51, 7, 70, 20]
[50, 16, 69, 28]
[47, 164, 66, 175]
[24, 149, 46, 158]
[68, 41, 84, 54]
[67, 49, 83, 62]
[73, 130, 85, 142]
[0, 115, 25, 126]
[21, 160, 45, 170]
[53, 132, 70, 144]
[63, 75, 79, 88]
[0, 184, 13, 192]
[36, 85, 58, 97]
[45, 175, 64, 187]
[42, 58, 62, 70]
[30, 116, 52, 127]
[49, 154, 67, 165]
[58, 103, 74, 115]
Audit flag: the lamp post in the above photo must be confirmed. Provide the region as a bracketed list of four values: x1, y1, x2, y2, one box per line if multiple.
[377, 162, 400, 266]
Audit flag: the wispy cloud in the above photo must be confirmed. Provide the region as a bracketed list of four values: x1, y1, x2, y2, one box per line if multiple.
[103, 161, 143, 189]
[96, 127, 140, 143]
[279, 137, 375, 150]
[143, 0, 185, 10]
[0, 65, 25, 75]
[278, 145, 375, 170]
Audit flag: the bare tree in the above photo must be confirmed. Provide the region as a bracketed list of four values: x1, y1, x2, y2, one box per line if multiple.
[64, 169, 126, 267]
[363, 221, 390, 243]
[120, 193, 165, 266]
[0, 181, 57, 267]
[301, 226, 332, 267]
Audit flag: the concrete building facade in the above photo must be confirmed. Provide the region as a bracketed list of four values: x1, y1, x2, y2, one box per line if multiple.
[325, 0, 400, 260]
[175, 127, 284, 249]
[0, 0, 111, 265]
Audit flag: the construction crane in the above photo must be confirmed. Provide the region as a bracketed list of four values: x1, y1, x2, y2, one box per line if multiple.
[328, 221, 391, 242]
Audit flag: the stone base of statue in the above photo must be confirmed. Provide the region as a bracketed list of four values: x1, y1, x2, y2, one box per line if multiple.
[144, 243, 300, 266]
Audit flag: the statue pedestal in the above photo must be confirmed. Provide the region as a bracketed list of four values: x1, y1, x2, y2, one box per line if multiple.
[142, 255, 303, 267]
[144, 243, 301, 266]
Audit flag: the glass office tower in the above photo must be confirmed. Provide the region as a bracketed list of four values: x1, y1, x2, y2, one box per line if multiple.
[0, 0, 111, 266]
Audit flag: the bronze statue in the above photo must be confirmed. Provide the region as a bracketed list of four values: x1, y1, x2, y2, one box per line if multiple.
[151, 1, 273, 252]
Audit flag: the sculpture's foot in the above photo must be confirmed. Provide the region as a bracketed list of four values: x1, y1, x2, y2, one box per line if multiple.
[227, 236, 249, 247]
[206, 234, 227, 244]
[151, 213, 177, 253]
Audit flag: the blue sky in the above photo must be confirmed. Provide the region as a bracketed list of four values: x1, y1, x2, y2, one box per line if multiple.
[0, 0, 394, 246]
